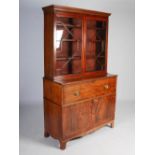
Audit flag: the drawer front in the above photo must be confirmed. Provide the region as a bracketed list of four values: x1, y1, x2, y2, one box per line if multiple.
[63, 77, 116, 104]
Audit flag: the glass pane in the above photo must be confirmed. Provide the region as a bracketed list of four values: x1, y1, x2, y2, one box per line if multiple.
[55, 16, 82, 76]
[86, 19, 106, 72]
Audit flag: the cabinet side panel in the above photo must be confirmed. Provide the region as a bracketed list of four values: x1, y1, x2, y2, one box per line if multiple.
[43, 79, 62, 105]
[44, 99, 62, 139]
[44, 12, 54, 78]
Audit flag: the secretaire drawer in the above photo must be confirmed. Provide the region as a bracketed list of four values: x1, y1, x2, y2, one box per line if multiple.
[63, 77, 117, 104]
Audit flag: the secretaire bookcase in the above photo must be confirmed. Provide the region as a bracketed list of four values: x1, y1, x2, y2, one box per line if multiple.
[42, 5, 117, 150]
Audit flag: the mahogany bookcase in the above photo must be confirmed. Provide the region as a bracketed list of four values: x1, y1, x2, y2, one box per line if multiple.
[42, 5, 117, 149]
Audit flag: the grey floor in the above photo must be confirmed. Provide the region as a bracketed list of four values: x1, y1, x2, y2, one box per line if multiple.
[19, 101, 135, 155]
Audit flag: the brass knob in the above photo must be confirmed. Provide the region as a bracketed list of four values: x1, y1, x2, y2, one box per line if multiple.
[74, 91, 80, 96]
[104, 84, 109, 89]
[93, 99, 98, 103]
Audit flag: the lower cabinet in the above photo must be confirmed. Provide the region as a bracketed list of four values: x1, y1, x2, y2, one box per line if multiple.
[62, 94, 116, 139]
[43, 75, 117, 149]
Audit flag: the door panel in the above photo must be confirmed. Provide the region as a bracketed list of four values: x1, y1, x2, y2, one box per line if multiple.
[62, 101, 92, 138]
[92, 95, 116, 125]
[85, 18, 107, 72]
[55, 15, 82, 76]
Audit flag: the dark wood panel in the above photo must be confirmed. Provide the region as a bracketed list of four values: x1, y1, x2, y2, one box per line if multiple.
[43, 12, 54, 78]
[92, 95, 116, 126]
[62, 100, 92, 139]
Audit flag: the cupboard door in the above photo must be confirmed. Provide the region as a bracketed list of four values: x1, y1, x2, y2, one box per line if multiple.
[92, 95, 116, 125]
[55, 15, 82, 76]
[62, 101, 92, 138]
[85, 18, 107, 72]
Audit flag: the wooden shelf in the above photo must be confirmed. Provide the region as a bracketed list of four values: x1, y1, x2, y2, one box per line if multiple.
[86, 55, 105, 59]
[56, 55, 104, 61]
[88, 39, 104, 42]
[56, 56, 81, 61]
[56, 39, 81, 42]
[56, 22, 81, 28]
[87, 27, 105, 30]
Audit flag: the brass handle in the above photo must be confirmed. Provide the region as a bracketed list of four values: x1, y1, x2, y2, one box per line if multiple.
[73, 91, 80, 96]
[93, 99, 98, 103]
[103, 84, 109, 89]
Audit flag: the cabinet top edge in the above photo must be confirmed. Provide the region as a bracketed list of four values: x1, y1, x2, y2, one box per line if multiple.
[42, 5, 111, 17]
[44, 73, 117, 85]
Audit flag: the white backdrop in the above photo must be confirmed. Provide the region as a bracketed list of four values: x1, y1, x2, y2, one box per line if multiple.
[19, 0, 135, 105]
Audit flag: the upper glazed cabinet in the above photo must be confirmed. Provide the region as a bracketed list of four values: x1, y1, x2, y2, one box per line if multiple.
[43, 5, 110, 80]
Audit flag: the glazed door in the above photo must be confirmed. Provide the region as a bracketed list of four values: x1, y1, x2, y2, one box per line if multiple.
[85, 17, 107, 72]
[92, 95, 116, 125]
[62, 101, 92, 139]
[55, 14, 83, 76]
